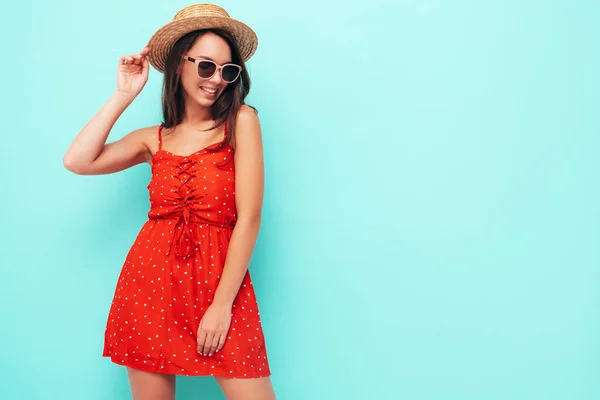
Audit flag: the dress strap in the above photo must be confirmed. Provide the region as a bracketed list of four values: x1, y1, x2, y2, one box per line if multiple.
[223, 121, 228, 142]
[157, 124, 163, 151]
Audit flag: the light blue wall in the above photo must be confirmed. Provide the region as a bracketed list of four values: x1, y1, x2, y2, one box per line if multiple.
[2, 1, 600, 399]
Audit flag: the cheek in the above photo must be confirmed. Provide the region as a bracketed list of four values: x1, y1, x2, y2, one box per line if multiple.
[181, 74, 200, 94]
[220, 83, 230, 94]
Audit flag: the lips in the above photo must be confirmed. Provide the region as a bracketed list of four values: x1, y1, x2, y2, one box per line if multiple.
[200, 86, 218, 95]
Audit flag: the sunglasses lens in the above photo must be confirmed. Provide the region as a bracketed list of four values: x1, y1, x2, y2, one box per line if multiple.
[222, 65, 240, 82]
[197, 61, 216, 78]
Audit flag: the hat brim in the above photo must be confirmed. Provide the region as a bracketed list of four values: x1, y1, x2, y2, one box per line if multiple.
[146, 16, 258, 73]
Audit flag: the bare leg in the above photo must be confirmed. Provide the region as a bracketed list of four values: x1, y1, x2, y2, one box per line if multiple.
[126, 367, 176, 400]
[215, 376, 276, 400]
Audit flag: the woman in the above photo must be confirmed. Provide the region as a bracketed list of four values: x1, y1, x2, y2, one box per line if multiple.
[63, 4, 275, 400]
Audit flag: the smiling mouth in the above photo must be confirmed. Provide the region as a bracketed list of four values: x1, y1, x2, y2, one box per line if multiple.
[200, 86, 218, 94]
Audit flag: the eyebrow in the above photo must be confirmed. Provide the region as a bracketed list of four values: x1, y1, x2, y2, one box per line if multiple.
[195, 55, 233, 64]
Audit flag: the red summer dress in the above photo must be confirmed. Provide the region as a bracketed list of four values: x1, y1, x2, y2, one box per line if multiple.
[102, 124, 271, 378]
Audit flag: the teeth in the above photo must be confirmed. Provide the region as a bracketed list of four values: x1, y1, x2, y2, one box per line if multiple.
[201, 86, 217, 94]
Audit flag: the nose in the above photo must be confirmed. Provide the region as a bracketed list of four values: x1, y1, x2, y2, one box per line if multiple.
[209, 67, 224, 85]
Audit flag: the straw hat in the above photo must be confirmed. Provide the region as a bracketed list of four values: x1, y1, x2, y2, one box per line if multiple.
[146, 4, 258, 73]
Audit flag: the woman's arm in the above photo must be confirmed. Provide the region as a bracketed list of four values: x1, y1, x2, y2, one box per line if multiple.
[62, 91, 152, 175]
[196, 105, 265, 357]
[213, 105, 265, 307]
[63, 47, 152, 175]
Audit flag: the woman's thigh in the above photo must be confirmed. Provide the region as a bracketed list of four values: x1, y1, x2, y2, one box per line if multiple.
[126, 367, 176, 400]
[215, 376, 276, 400]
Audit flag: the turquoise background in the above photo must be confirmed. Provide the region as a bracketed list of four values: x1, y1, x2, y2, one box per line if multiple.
[2, 1, 599, 399]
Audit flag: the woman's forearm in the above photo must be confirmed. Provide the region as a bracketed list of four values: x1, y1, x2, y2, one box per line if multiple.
[212, 216, 261, 307]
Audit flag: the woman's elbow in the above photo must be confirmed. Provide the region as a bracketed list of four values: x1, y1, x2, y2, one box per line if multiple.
[63, 154, 83, 174]
[236, 213, 262, 228]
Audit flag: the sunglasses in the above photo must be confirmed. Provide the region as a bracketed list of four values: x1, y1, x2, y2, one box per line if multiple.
[182, 56, 242, 83]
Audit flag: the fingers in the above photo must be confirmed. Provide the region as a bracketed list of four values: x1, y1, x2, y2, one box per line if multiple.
[121, 54, 142, 66]
[208, 334, 221, 356]
[216, 334, 226, 353]
[200, 332, 214, 356]
[197, 330, 227, 356]
[119, 55, 133, 66]
[142, 54, 149, 73]
[120, 47, 150, 67]
[197, 330, 208, 355]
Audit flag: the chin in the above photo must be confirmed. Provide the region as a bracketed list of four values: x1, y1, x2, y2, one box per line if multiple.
[193, 94, 217, 108]
[195, 98, 216, 107]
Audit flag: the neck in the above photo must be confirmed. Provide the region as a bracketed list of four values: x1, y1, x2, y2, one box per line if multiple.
[181, 101, 213, 130]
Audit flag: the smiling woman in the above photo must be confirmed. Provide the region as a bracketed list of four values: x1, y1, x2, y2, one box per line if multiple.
[61, 4, 276, 400]
[159, 26, 254, 148]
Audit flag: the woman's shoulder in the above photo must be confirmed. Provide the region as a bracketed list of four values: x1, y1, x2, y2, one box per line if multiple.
[122, 124, 162, 158]
[233, 105, 261, 149]
[236, 104, 259, 125]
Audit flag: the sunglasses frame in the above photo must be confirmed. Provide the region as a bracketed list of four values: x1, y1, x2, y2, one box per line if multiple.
[182, 56, 242, 83]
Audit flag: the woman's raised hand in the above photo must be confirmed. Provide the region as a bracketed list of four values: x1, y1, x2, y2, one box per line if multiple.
[116, 46, 150, 98]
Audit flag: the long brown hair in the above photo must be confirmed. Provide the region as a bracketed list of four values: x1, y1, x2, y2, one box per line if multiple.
[159, 28, 254, 153]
